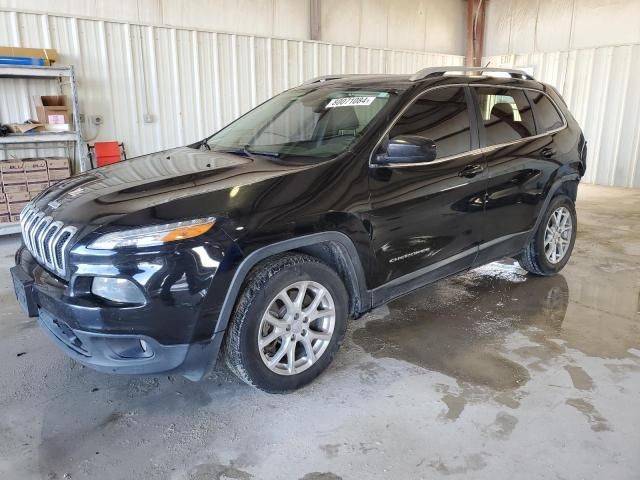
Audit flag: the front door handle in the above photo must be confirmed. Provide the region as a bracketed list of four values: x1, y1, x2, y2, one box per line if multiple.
[459, 164, 485, 178]
[541, 147, 557, 159]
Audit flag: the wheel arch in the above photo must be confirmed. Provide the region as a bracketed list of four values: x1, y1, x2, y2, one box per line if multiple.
[214, 232, 370, 336]
[528, 173, 580, 243]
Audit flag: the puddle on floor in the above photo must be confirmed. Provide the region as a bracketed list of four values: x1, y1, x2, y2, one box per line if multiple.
[352, 259, 640, 395]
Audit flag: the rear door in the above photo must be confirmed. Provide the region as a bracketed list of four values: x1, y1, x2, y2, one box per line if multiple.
[367, 85, 486, 293]
[471, 85, 566, 265]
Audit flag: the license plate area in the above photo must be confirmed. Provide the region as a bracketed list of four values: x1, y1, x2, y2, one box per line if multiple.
[11, 266, 38, 317]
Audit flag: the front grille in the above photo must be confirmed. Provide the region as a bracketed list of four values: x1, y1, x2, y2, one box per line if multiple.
[20, 205, 78, 277]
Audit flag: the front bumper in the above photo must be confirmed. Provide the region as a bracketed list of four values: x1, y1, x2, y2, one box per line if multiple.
[36, 306, 224, 378]
[11, 237, 234, 379]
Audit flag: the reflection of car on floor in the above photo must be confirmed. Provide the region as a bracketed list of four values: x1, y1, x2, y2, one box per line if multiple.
[352, 267, 571, 390]
[11, 66, 586, 392]
[464, 263, 570, 330]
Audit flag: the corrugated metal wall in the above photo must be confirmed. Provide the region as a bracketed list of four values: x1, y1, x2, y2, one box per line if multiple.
[486, 46, 640, 189]
[484, 0, 640, 57]
[0, 9, 464, 166]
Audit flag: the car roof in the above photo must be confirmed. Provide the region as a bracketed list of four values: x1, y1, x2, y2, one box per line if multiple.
[293, 74, 416, 90]
[297, 67, 548, 92]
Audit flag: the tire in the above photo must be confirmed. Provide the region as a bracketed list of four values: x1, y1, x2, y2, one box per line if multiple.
[223, 253, 348, 393]
[517, 194, 577, 276]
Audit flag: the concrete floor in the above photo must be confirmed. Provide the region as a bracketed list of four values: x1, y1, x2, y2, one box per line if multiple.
[0, 183, 638, 480]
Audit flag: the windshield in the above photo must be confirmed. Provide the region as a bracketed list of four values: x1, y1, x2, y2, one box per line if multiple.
[206, 86, 397, 161]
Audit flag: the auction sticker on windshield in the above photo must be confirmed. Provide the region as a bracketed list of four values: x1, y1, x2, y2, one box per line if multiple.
[326, 96, 376, 108]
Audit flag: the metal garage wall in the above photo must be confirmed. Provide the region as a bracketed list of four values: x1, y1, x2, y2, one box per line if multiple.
[485, 47, 640, 189]
[484, 0, 640, 57]
[0, 0, 466, 54]
[483, 0, 640, 189]
[0, 9, 464, 165]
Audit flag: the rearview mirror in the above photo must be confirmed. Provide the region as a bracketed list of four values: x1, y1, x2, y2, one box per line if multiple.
[378, 135, 437, 164]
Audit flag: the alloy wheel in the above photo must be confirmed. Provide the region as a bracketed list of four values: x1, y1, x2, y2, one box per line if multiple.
[544, 206, 572, 264]
[258, 281, 335, 375]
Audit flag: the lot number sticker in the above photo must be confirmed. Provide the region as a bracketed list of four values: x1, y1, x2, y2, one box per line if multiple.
[326, 97, 376, 108]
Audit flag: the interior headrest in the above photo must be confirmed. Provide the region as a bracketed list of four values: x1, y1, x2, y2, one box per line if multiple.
[490, 102, 516, 118]
[319, 107, 359, 135]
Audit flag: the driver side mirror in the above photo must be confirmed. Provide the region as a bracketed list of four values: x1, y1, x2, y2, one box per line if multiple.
[376, 135, 437, 164]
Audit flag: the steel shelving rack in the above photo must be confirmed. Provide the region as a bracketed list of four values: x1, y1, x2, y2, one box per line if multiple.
[0, 65, 86, 235]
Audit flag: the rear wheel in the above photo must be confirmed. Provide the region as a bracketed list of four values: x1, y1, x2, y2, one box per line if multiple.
[517, 195, 577, 276]
[224, 253, 348, 393]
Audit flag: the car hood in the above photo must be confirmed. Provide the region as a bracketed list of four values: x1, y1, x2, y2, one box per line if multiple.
[31, 147, 314, 226]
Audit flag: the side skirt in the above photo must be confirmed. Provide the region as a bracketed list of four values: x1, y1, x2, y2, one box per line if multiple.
[370, 248, 476, 308]
[370, 230, 532, 308]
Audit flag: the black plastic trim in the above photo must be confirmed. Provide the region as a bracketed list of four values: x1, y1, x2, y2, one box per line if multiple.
[370, 247, 475, 307]
[369, 229, 529, 307]
[527, 173, 580, 243]
[214, 231, 370, 335]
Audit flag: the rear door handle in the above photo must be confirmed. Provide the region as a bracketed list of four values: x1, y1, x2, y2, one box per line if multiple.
[541, 147, 556, 159]
[459, 164, 485, 178]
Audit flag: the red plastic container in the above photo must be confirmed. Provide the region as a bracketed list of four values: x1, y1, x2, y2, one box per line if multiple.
[93, 142, 122, 167]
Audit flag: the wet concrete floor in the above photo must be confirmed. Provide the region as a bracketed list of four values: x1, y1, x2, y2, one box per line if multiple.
[0, 184, 638, 479]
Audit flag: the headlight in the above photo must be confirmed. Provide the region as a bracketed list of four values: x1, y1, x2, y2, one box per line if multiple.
[88, 217, 216, 250]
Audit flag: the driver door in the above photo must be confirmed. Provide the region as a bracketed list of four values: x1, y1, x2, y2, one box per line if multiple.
[367, 85, 487, 297]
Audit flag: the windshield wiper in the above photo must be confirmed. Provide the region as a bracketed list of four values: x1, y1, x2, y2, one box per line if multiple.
[209, 145, 281, 159]
[212, 147, 249, 157]
[242, 145, 281, 158]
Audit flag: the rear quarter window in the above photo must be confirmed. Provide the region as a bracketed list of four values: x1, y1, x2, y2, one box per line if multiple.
[526, 90, 565, 134]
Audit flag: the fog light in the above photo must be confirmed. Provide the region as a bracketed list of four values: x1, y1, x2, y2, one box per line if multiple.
[108, 337, 153, 359]
[91, 277, 146, 304]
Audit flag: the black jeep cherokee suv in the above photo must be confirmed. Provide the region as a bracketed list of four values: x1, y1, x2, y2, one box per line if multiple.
[11, 67, 586, 393]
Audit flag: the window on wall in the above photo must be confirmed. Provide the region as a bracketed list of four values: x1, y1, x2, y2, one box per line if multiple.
[474, 87, 536, 146]
[526, 90, 565, 134]
[389, 87, 471, 160]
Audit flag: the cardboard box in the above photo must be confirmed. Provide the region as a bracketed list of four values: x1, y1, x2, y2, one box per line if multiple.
[8, 123, 45, 134]
[1, 161, 27, 193]
[48, 171, 71, 181]
[1, 161, 25, 174]
[35, 95, 72, 125]
[46, 157, 71, 170]
[0, 46, 58, 65]
[6, 191, 30, 203]
[8, 201, 29, 216]
[47, 157, 71, 181]
[24, 159, 49, 184]
[2, 179, 28, 193]
[24, 159, 48, 171]
[28, 181, 49, 193]
[6, 191, 30, 220]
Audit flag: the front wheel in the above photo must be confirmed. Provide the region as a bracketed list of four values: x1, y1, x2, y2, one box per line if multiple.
[517, 195, 577, 276]
[223, 253, 348, 393]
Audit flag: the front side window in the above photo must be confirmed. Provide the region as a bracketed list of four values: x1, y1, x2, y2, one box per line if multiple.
[526, 90, 565, 134]
[206, 87, 396, 162]
[389, 87, 471, 160]
[475, 87, 536, 146]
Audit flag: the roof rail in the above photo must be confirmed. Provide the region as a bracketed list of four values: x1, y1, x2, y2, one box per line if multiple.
[410, 66, 534, 82]
[303, 74, 363, 85]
